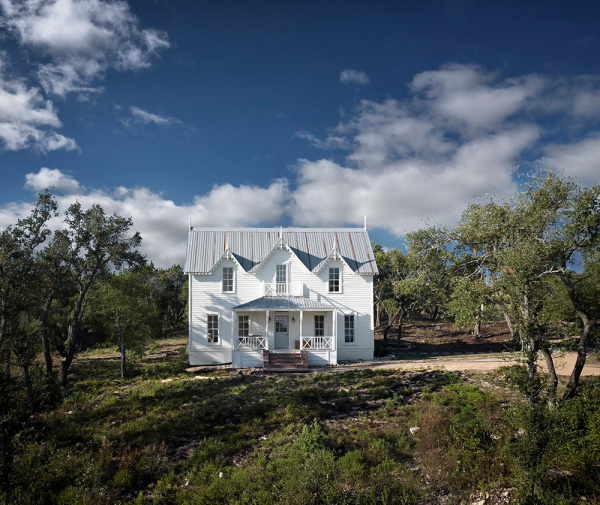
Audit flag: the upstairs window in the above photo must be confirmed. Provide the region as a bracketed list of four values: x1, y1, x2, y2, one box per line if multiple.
[222, 267, 234, 292]
[239, 315, 249, 337]
[345, 315, 355, 343]
[314, 315, 324, 337]
[208, 314, 219, 343]
[329, 267, 340, 292]
[276, 264, 287, 294]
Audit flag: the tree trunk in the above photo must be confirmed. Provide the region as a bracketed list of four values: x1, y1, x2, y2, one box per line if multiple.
[383, 308, 403, 346]
[41, 292, 55, 375]
[522, 338, 537, 385]
[563, 321, 592, 401]
[397, 312, 404, 340]
[120, 330, 126, 379]
[0, 287, 9, 345]
[540, 345, 558, 407]
[501, 308, 516, 340]
[559, 272, 599, 399]
[22, 365, 37, 414]
[60, 281, 93, 387]
[375, 302, 381, 328]
[60, 325, 76, 387]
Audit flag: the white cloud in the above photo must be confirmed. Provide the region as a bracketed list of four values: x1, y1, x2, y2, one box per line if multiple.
[0, 55, 77, 151]
[293, 130, 349, 150]
[410, 63, 545, 132]
[3, 168, 288, 267]
[3, 63, 600, 263]
[292, 63, 599, 234]
[0, 0, 169, 98]
[123, 106, 180, 127]
[340, 69, 370, 86]
[25, 167, 81, 193]
[540, 134, 600, 185]
[291, 126, 539, 234]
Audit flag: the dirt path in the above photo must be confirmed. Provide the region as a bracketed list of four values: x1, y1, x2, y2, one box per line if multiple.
[334, 352, 600, 376]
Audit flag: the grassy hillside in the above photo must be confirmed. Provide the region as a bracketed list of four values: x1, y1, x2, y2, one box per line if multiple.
[2, 341, 599, 505]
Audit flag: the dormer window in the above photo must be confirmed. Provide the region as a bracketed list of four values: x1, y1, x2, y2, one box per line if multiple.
[222, 267, 234, 292]
[276, 264, 287, 294]
[329, 267, 340, 292]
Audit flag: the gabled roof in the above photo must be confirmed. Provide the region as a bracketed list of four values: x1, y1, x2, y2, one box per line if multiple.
[233, 296, 335, 311]
[184, 227, 378, 276]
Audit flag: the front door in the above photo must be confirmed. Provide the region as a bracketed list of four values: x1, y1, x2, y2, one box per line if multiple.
[274, 315, 289, 349]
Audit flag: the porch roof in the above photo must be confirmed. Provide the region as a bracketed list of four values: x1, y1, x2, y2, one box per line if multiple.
[233, 296, 335, 312]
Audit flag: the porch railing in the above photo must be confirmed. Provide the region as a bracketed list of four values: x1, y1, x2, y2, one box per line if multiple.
[302, 336, 334, 350]
[236, 335, 266, 350]
[263, 282, 303, 297]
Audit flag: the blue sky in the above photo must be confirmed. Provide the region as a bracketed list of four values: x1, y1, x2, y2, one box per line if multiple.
[1, 0, 599, 266]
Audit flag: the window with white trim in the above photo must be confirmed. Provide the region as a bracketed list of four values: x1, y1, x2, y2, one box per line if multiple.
[208, 314, 219, 343]
[314, 315, 324, 337]
[344, 315, 355, 343]
[276, 264, 287, 294]
[329, 267, 340, 292]
[239, 315, 249, 337]
[222, 267, 234, 292]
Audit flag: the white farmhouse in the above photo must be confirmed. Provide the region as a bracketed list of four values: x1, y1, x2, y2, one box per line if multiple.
[184, 226, 378, 370]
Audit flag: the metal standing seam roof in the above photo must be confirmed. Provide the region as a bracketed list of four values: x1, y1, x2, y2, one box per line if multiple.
[233, 296, 335, 311]
[184, 228, 379, 275]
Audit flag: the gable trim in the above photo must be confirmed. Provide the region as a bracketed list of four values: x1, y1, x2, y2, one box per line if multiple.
[249, 236, 312, 275]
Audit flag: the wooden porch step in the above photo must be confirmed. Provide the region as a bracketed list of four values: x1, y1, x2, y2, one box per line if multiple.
[263, 350, 309, 372]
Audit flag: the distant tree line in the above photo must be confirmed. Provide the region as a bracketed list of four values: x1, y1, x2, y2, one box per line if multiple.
[0, 191, 187, 479]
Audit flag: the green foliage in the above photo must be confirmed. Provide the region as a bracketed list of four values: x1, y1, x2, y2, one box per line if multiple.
[299, 420, 328, 454]
[395, 227, 455, 320]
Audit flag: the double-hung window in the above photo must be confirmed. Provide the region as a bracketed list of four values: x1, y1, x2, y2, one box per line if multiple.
[314, 315, 324, 337]
[329, 267, 340, 293]
[239, 315, 249, 337]
[344, 315, 355, 343]
[208, 315, 219, 343]
[222, 267, 234, 292]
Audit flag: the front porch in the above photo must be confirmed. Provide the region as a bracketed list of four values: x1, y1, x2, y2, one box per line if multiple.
[230, 296, 338, 368]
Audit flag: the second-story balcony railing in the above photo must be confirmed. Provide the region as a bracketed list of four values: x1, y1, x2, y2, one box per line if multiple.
[264, 282, 303, 297]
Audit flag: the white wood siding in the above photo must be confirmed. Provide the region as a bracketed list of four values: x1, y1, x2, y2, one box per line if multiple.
[189, 247, 374, 366]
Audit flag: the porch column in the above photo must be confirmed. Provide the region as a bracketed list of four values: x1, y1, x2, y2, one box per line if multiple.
[265, 310, 270, 350]
[333, 310, 337, 350]
[299, 310, 303, 348]
[232, 311, 236, 348]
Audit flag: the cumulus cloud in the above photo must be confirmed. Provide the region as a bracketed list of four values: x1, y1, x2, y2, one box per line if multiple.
[0, 56, 77, 151]
[292, 63, 600, 234]
[0, 0, 169, 99]
[410, 64, 545, 132]
[291, 126, 539, 234]
[2, 168, 288, 267]
[24, 167, 81, 193]
[540, 134, 600, 185]
[340, 69, 370, 86]
[4, 63, 600, 262]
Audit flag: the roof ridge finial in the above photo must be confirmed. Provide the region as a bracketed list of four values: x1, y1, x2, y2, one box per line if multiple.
[364, 215, 367, 231]
[189, 215, 192, 231]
